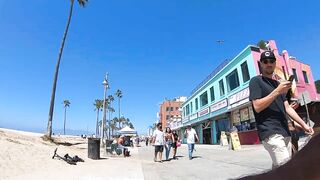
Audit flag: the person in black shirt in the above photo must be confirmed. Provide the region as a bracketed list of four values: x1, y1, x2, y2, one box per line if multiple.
[249, 50, 314, 168]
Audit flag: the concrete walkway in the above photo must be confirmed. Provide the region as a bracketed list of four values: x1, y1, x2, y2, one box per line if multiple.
[138, 143, 271, 180]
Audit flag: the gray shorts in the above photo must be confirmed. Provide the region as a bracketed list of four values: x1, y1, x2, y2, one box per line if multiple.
[155, 145, 164, 153]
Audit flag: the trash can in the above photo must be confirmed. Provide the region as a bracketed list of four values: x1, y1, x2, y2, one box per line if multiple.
[88, 138, 100, 159]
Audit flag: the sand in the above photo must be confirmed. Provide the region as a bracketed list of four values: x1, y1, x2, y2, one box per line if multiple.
[0, 128, 144, 180]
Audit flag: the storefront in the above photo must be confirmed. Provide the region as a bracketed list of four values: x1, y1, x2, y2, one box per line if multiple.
[228, 87, 260, 145]
[231, 105, 259, 144]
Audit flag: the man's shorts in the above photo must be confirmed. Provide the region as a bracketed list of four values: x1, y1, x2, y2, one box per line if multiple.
[154, 145, 164, 153]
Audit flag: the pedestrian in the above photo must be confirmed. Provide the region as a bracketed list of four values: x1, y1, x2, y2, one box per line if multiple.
[145, 137, 149, 146]
[152, 123, 165, 162]
[172, 130, 180, 160]
[184, 125, 199, 160]
[249, 50, 314, 168]
[164, 127, 174, 160]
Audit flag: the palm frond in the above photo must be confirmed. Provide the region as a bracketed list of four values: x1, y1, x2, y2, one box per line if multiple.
[77, 0, 88, 7]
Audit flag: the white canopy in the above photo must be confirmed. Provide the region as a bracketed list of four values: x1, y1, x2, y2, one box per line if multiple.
[119, 126, 137, 135]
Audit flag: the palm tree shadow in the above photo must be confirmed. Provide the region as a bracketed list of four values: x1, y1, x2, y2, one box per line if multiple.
[54, 142, 86, 146]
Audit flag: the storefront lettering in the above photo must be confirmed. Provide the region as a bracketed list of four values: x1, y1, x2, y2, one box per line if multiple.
[210, 99, 228, 112]
[190, 113, 198, 120]
[228, 87, 249, 105]
[198, 107, 209, 117]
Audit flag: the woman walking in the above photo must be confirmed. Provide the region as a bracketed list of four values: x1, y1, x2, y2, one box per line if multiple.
[164, 127, 174, 160]
[172, 130, 180, 160]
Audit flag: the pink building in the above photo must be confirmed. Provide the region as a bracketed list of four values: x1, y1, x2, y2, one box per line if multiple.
[252, 40, 320, 127]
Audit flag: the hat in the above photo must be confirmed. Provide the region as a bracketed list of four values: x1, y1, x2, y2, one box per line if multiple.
[260, 51, 276, 61]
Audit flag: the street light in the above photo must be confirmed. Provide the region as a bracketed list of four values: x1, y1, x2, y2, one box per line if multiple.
[101, 73, 109, 146]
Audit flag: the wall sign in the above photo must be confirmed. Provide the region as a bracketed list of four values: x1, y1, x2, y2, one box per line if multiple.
[210, 99, 228, 112]
[228, 87, 250, 105]
[198, 107, 209, 117]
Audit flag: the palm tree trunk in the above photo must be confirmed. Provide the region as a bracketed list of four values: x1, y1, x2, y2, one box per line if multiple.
[96, 109, 100, 136]
[118, 98, 121, 129]
[64, 107, 67, 135]
[46, 0, 75, 139]
[108, 110, 111, 139]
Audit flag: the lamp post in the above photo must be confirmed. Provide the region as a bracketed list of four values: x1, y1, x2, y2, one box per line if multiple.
[101, 73, 109, 146]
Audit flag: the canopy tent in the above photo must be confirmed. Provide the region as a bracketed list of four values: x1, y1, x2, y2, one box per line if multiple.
[119, 126, 137, 136]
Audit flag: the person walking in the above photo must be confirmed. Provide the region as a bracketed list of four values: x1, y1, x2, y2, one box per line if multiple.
[164, 127, 174, 160]
[152, 123, 165, 162]
[249, 50, 314, 168]
[184, 125, 199, 160]
[145, 137, 149, 146]
[172, 130, 180, 160]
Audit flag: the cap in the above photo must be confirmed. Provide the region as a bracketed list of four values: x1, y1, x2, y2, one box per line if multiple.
[260, 51, 276, 61]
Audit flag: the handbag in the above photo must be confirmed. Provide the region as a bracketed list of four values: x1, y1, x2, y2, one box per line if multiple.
[176, 141, 181, 147]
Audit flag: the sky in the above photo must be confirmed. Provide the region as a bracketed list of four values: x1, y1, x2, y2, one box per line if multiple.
[0, 0, 319, 135]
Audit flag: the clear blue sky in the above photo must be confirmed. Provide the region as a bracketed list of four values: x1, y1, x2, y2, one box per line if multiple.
[0, 0, 319, 135]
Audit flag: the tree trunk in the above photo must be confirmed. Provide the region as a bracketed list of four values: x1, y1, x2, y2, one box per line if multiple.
[96, 109, 100, 136]
[118, 98, 121, 129]
[64, 107, 67, 135]
[46, 0, 75, 139]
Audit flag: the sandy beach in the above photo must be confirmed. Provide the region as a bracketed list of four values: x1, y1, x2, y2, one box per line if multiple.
[0, 128, 144, 180]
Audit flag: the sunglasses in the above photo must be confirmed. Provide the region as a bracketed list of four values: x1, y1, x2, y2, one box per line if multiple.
[261, 59, 276, 64]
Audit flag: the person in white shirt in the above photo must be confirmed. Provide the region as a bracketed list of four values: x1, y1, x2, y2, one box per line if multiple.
[184, 125, 199, 160]
[152, 123, 165, 162]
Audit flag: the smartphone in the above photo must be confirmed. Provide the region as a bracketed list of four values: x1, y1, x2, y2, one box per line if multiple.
[288, 75, 295, 82]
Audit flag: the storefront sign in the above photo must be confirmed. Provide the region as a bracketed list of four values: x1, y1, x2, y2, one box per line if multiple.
[198, 107, 209, 117]
[220, 131, 229, 146]
[240, 108, 249, 122]
[189, 113, 198, 120]
[228, 98, 249, 109]
[248, 106, 254, 119]
[230, 132, 241, 150]
[210, 99, 228, 112]
[231, 110, 240, 124]
[228, 87, 250, 105]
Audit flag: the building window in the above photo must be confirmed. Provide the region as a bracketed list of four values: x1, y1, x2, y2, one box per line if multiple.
[170, 107, 174, 111]
[302, 71, 309, 83]
[166, 107, 169, 111]
[195, 98, 198, 110]
[219, 80, 225, 97]
[190, 102, 193, 113]
[183, 107, 186, 116]
[200, 91, 208, 107]
[292, 68, 298, 82]
[176, 107, 179, 110]
[186, 104, 190, 115]
[210, 86, 215, 102]
[166, 115, 169, 120]
[241, 61, 250, 83]
[226, 69, 240, 92]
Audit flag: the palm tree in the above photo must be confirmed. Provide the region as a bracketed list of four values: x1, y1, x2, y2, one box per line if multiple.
[118, 116, 126, 128]
[62, 100, 71, 135]
[107, 95, 114, 139]
[108, 106, 115, 139]
[257, 40, 268, 50]
[110, 117, 118, 137]
[115, 89, 123, 129]
[46, 0, 89, 139]
[129, 122, 134, 129]
[94, 99, 103, 136]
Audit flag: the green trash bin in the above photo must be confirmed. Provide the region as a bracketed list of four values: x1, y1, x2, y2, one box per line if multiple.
[88, 138, 100, 159]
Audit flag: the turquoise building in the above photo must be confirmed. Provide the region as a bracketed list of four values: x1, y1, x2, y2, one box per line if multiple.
[181, 45, 260, 145]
